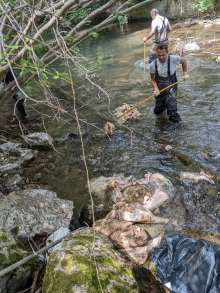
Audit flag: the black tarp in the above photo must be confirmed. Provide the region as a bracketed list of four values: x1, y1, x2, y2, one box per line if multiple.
[151, 234, 220, 293]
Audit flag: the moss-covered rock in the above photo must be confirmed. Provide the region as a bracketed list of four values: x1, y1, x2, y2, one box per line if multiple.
[43, 228, 138, 293]
[0, 229, 37, 293]
[0, 230, 27, 269]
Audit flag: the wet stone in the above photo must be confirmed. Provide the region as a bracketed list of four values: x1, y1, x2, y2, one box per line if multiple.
[0, 189, 73, 238]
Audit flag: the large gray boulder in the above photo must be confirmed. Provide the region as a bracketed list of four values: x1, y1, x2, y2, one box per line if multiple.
[0, 189, 73, 238]
[129, 0, 197, 20]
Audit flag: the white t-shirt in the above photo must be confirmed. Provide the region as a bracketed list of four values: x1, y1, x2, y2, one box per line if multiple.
[149, 55, 181, 77]
[151, 15, 170, 43]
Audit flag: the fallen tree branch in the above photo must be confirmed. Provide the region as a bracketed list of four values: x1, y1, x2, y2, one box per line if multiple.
[0, 231, 72, 278]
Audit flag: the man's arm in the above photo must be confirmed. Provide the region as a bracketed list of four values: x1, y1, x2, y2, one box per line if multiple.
[150, 73, 160, 96]
[180, 57, 189, 79]
[143, 21, 156, 44]
[167, 19, 172, 32]
[143, 29, 155, 43]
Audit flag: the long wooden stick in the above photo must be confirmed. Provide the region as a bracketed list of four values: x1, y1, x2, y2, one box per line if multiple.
[144, 44, 146, 74]
[137, 79, 183, 107]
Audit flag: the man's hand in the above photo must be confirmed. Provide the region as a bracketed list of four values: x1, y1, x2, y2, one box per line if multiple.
[153, 87, 160, 97]
[182, 72, 189, 80]
[143, 37, 147, 44]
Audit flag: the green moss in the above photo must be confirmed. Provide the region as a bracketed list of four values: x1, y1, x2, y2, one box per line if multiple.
[72, 234, 96, 246]
[0, 229, 39, 273]
[0, 246, 28, 269]
[0, 231, 8, 242]
[0, 253, 8, 266]
[43, 231, 138, 293]
[111, 285, 134, 292]
[44, 253, 101, 292]
[98, 255, 134, 278]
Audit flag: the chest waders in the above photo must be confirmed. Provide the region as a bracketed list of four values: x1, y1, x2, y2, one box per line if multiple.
[3, 70, 27, 122]
[154, 56, 181, 123]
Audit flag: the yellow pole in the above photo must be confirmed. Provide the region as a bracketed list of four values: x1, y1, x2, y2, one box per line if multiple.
[137, 80, 183, 108]
[144, 44, 146, 74]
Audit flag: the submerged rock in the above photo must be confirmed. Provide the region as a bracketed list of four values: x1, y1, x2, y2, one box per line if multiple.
[178, 172, 220, 232]
[0, 142, 34, 175]
[184, 19, 198, 27]
[184, 42, 200, 51]
[0, 189, 73, 238]
[180, 171, 214, 184]
[42, 228, 138, 293]
[5, 174, 23, 192]
[23, 132, 53, 149]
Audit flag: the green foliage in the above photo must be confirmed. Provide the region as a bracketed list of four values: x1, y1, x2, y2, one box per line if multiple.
[0, 57, 6, 66]
[15, 58, 70, 88]
[62, 7, 93, 28]
[35, 45, 48, 58]
[73, 46, 80, 54]
[8, 0, 16, 7]
[193, 0, 215, 12]
[89, 31, 99, 39]
[61, 1, 108, 28]
[117, 14, 128, 26]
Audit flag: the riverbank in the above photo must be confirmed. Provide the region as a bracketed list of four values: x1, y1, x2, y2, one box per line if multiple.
[1, 15, 220, 292]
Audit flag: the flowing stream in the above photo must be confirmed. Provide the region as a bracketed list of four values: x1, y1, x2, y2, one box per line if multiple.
[23, 21, 220, 233]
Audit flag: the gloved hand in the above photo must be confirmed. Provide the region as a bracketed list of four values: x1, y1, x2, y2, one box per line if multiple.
[183, 72, 189, 80]
[153, 87, 160, 97]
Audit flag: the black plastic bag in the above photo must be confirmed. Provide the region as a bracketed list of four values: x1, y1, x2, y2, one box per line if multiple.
[151, 233, 220, 293]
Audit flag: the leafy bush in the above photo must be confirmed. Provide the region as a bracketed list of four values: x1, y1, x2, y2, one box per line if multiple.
[62, 7, 93, 28]
[194, 0, 215, 12]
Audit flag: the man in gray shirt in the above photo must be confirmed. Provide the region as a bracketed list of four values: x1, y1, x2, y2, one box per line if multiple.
[149, 44, 188, 123]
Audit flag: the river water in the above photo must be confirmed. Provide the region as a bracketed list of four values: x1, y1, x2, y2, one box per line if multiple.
[23, 21, 220, 233]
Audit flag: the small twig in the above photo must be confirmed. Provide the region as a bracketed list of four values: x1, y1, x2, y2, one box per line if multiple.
[17, 286, 32, 293]
[30, 269, 40, 293]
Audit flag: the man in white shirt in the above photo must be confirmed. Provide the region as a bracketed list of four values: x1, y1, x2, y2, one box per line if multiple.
[143, 8, 171, 63]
